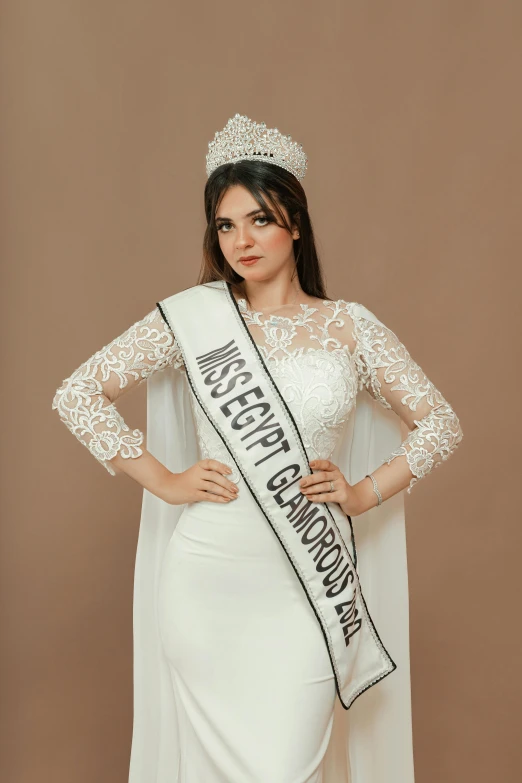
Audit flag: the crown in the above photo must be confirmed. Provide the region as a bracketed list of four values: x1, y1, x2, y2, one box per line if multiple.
[205, 113, 308, 181]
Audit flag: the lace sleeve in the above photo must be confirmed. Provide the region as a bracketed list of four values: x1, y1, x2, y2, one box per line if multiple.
[51, 306, 184, 475]
[346, 303, 464, 494]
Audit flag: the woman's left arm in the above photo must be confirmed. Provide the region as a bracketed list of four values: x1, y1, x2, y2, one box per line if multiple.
[347, 303, 464, 512]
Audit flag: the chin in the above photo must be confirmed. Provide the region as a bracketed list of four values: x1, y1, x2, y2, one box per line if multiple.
[239, 262, 284, 280]
[236, 265, 266, 278]
[238, 271, 262, 282]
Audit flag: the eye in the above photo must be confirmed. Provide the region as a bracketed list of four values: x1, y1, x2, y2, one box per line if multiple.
[216, 221, 233, 233]
[216, 215, 271, 233]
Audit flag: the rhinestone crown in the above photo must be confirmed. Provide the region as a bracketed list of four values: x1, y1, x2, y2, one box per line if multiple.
[206, 113, 308, 181]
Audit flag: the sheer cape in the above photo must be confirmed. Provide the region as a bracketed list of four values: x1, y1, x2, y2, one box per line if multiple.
[128, 309, 415, 783]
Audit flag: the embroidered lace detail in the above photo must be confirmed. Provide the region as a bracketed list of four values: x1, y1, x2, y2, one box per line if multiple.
[343, 303, 463, 492]
[190, 302, 359, 484]
[52, 295, 463, 496]
[190, 402, 243, 486]
[238, 297, 356, 364]
[346, 305, 447, 411]
[194, 298, 360, 482]
[52, 307, 184, 474]
[383, 401, 464, 492]
[264, 350, 358, 459]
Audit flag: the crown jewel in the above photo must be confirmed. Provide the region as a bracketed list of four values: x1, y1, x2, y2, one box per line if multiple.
[206, 113, 308, 181]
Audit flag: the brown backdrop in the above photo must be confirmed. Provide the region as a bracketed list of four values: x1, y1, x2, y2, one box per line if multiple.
[2, 1, 521, 781]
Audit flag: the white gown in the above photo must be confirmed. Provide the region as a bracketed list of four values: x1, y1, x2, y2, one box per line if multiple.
[52, 295, 463, 782]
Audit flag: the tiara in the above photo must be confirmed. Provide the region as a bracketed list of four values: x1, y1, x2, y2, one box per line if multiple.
[205, 113, 308, 181]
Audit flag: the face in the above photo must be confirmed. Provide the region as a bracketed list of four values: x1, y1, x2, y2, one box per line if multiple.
[214, 185, 300, 280]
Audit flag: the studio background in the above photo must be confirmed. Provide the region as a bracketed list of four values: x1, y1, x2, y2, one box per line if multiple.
[1, 2, 520, 782]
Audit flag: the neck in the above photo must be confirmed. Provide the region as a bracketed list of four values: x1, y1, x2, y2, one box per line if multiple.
[242, 275, 304, 312]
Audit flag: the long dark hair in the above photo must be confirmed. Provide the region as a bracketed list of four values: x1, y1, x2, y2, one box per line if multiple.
[197, 159, 329, 307]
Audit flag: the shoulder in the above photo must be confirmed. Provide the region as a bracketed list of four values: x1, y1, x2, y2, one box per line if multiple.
[158, 283, 200, 308]
[160, 281, 226, 309]
[332, 299, 386, 328]
[324, 298, 367, 321]
[157, 281, 229, 331]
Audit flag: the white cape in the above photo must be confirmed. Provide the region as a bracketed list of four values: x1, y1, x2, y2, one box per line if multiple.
[128, 313, 415, 782]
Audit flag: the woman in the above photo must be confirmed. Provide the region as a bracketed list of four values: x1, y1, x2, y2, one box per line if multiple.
[52, 113, 463, 783]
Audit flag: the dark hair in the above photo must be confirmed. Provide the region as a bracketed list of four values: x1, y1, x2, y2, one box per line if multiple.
[197, 159, 329, 307]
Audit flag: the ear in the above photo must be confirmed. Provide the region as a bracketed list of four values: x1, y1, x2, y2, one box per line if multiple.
[291, 214, 301, 241]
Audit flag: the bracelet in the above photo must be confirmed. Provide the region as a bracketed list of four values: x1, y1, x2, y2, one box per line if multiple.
[365, 473, 383, 506]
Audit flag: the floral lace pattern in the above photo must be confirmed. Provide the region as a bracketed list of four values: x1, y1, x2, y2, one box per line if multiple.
[234, 299, 359, 473]
[383, 402, 463, 492]
[52, 308, 184, 474]
[52, 296, 463, 494]
[343, 303, 463, 491]
[189, 401, 242, 486]
[238, 298, 356, 364]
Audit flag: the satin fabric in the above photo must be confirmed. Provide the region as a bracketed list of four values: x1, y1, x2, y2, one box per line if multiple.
[128, 287, 415, 783]
[159, 281, 396, 705]
[158, 490, 337, 782]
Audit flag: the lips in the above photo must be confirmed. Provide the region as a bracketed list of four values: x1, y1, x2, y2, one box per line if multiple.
[239, 257, 260, 266]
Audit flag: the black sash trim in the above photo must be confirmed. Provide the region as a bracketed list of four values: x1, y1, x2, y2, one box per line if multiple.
[159, 282, 397, 709]
[225, 284, 359, 571]
[224, 284, 397, 704]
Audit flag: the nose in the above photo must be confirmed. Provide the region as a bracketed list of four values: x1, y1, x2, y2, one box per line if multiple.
[235, 223, 254, 250]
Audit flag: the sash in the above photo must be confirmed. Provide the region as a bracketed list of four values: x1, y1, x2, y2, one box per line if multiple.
[157, 279, 396, 709]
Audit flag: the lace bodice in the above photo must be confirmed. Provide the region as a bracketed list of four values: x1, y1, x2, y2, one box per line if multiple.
[52, 295, 463, 494]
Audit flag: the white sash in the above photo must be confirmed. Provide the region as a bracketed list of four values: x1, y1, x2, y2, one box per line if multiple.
[158, 279, 396, 709]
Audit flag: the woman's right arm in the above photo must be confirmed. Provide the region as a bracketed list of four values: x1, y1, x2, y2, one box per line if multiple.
[52, 306, 238, 503]
[51, 307, 181, 494]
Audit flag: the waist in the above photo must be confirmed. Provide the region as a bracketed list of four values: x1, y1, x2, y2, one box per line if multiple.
[174, 487, 284, 561]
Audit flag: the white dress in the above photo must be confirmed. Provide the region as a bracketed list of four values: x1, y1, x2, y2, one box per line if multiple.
[52, 295, 463, 782]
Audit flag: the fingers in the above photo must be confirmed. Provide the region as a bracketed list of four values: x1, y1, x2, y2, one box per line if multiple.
[199, 460, 239, 500]
[302, 491, 336, 503]
[203, 458, 233, 476]
[197, 478, 238, 502]
[300, 470, 335, 486]
[300, 481, 337, 499]
[203, 469, 238, 495]
[301, 461, 341, 502]
[304, 460, 341, 485]
[197, 490, 235, 503]
[309, 459, 336, 471]
[200, 480, 238, 502]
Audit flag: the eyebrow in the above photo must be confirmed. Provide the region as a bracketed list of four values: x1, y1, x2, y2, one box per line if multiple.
[215, 208, 266, 222]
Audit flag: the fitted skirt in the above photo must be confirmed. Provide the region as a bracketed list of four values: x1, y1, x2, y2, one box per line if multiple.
[157, 482, 339, 783]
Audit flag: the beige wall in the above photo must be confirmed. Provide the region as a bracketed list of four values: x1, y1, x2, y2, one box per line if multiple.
[1, 1, 521, 781]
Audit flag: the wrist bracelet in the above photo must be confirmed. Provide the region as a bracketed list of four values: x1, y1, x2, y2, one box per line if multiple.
[365, 473, 383, 506]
